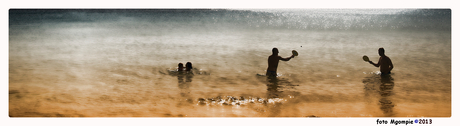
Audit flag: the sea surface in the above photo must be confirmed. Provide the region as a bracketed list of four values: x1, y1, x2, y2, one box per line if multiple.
[9, 9, 451, 117]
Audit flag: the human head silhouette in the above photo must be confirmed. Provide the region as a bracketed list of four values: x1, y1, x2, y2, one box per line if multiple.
[178, 63, 184, 71]
[272, 48, 279, 55]
[185, 62, 192, 71]
[379, 48, 385, 56]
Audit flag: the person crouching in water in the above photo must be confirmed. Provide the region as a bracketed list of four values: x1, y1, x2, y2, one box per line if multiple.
[185, 62, 193, 74]
[178, 63, 184, 72]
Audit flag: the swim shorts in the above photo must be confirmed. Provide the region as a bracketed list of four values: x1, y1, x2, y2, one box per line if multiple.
[266, 70, 277, 77]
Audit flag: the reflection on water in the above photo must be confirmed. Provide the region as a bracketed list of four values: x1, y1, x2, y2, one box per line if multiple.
[363, 72, 395, 117]
[266, 76, 283, 117]
[379, 74, 395, 116]
[265, 75, 298, 117]
[165, 69, 195, 105]
[179, 72, 193, 104]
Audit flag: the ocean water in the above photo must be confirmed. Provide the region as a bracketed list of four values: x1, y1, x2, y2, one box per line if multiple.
[9, 9, 451, 117]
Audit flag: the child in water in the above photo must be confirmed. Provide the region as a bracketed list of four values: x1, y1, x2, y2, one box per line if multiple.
[185, 62, 193, 72]
[178, 63, 184, 72]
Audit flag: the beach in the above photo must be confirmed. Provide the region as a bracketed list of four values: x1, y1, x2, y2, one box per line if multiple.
[9, 9, 451, 117]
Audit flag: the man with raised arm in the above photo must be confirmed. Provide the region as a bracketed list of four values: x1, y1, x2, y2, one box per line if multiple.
[266, 48, 295, 77]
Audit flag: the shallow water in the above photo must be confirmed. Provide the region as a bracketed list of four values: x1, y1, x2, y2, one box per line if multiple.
[9, 9, 451, 117]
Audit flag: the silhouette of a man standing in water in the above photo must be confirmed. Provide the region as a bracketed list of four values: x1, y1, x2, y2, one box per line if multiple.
[369, 48, 394, 74]
[266, 48, 294, 77]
